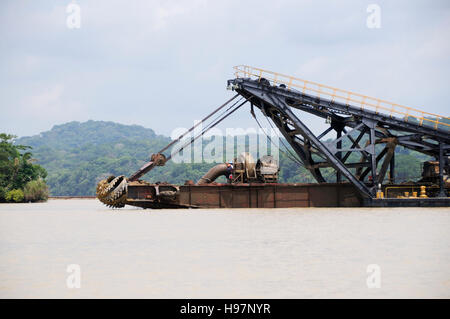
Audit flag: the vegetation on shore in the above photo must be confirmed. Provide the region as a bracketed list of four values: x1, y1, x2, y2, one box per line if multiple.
[0, 133, 49, 203]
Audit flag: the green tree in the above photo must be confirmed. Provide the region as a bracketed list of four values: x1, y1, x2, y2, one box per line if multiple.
[0, 133, 48, 202]
[5, 189, 24, 202]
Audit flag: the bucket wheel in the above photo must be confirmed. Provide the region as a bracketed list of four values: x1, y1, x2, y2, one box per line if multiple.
[96, 175, 128, 208]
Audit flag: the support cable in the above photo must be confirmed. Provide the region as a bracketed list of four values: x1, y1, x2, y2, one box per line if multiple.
[157, 94, 239, 155]
[129, 94, 240, 181]
[250, 106, 305, 167]
[166, 98, 250, 162]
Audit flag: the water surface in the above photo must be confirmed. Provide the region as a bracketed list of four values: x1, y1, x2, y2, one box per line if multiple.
[0, 199, 449, 298]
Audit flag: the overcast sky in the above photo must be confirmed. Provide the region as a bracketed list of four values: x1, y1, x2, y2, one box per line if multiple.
[1, 0, 449, 138]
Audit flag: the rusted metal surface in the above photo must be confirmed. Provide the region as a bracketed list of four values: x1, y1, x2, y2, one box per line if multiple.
[125, 180, 192, 209]
[179, 183, 362, 208]
[196, 163, 228, 185]
[124, 182, 363, 208]
[107, 180, 450, 209]
[128, 153, 167, 182]
[368, 197, 450, 207]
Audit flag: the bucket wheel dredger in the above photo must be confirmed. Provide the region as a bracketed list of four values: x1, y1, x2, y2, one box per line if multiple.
[96, 154, 167, 208]
[96, 95, 248, 208]
[227, 65, 450, 202]
[97, 65, 450, 208]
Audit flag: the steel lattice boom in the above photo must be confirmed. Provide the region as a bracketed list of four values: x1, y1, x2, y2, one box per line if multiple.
[227, 65, 450, 199]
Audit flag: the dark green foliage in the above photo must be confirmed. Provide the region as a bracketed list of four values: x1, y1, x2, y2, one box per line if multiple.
[17, 121, 172, 196]
[0, 186, 6, 201]
[0, 133, 48, 202]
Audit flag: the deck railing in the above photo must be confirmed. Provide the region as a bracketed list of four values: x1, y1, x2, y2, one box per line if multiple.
[234, 65, 450, 131]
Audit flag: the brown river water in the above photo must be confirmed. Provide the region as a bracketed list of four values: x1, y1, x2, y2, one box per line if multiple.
[0, 199, 449, 298]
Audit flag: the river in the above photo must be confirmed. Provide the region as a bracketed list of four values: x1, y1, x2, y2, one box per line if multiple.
[0, 199, 449, 298]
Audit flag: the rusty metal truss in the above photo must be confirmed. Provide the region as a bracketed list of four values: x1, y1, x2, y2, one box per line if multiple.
[228, 66, 450, 199]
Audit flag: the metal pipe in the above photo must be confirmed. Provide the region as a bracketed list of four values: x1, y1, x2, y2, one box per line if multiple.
[197, 164, 229, 185]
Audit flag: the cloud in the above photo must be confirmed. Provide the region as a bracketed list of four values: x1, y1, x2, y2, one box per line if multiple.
[0, 0, 449, 137]
[1, 83, 86, 136]
[33, 85, 83, 118]
[22, 84, 65, 115]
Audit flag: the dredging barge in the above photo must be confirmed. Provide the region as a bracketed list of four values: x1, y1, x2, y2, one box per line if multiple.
[97, 66, 450, 208]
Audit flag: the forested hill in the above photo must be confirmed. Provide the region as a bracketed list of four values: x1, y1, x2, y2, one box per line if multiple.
[18, 120, 162, 150]
[16, 120, 429, 196]
[16, 121, 173, 196]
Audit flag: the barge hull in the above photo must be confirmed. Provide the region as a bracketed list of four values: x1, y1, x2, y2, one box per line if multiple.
[366, 197, 450, 207]
[127, 183, 362, 208]
[178, 183, 362, 208]
[126, 182, 450, 208]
